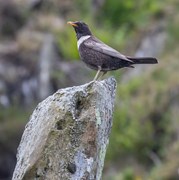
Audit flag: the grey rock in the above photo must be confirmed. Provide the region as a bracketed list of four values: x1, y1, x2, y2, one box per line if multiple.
[12, 77, 116, 180]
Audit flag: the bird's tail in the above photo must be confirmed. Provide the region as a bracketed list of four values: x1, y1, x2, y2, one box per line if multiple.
[127, 57, 158, 64]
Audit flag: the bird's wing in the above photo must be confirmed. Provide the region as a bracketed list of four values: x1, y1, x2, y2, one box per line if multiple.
[84, 37, 133, 62]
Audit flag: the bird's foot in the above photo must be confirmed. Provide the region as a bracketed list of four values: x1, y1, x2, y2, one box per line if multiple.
[90, 80, 96, 84]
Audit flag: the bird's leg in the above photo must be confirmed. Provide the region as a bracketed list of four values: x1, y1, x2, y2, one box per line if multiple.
[98, 71, 107, 80]
[93, 67, 101, 81]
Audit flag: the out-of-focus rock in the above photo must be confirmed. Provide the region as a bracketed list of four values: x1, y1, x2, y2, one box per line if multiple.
[38, 34, 54, 100]
[15, 0, 74, 17]
[135, 21, 167, 57]
[17, 30, 44, 53]
[26, 14, 65, 32]
[0, 0, 25, 37]
[54, 61, 92, 88]
[0, 30, 92, 107]
[122, 21, 167, 82]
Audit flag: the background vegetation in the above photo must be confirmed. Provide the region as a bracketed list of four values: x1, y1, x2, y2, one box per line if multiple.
[0, 0, 179, 179]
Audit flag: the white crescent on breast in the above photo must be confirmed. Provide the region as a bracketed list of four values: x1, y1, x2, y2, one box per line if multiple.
[77, 35, 91, 49]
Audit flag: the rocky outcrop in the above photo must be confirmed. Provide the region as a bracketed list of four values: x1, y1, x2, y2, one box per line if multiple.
[12, 78, 116, 180]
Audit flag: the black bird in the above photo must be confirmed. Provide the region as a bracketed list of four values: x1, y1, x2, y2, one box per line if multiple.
[68, 21, 158, 81]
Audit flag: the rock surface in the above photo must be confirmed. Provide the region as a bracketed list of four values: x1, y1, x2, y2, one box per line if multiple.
[12, 77, 116, 180]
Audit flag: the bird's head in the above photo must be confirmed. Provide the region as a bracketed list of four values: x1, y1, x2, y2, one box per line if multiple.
[67, 21, 92, 40]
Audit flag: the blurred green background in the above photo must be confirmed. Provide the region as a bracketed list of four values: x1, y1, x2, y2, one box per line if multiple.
[0, 0, 179, 179]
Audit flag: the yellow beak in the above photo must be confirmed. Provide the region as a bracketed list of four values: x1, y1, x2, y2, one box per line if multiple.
[67, 21, 78, 27]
